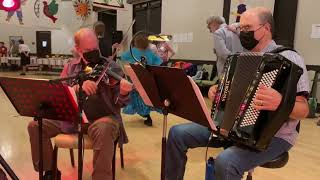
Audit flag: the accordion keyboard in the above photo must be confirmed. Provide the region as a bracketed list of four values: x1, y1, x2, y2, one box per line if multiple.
[240, 69, 279, 127]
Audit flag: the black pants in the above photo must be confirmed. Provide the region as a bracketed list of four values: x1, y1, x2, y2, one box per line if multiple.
[20, 52, 30, 66]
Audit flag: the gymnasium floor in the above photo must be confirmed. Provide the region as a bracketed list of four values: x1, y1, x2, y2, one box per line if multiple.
[0, 72, 319, 180]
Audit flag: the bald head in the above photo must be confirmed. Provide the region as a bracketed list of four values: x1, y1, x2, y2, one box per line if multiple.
[93, 21, 105, 37]
[241, 7, 274, 35]
[74, 28, 98, 54]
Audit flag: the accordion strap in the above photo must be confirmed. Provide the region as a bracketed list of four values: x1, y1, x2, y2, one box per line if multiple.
[269, 46, 297, 54]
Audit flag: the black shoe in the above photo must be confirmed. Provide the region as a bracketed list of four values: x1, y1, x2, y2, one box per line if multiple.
[144, 116, 153, 126]
[43, 170, 61, 180]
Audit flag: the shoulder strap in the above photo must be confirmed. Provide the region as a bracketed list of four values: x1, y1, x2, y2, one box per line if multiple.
[269, 46, 297, 54]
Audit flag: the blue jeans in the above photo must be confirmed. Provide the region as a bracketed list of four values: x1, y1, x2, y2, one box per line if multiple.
[165, 123, 292, 180]
[7, 10, 23, 21]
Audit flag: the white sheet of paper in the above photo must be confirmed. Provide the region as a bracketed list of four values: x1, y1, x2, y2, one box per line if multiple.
[182, 33, 189, 42]
[124, 64, 154, 107]
[177, 34, 182, 42]
[187, 76, 217, 131]
[173, 34, 178, 43]
[187, 32, 193, 42]
[311, 24, 320, 39]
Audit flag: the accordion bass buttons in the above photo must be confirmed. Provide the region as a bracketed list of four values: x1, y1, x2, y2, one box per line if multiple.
[278, 55, 284, 60]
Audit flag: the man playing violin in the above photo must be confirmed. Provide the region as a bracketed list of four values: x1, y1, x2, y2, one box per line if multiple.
[27, 28, 133, 180]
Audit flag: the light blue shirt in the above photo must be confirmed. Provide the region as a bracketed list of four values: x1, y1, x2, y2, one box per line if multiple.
[121, 48, 162, 66]
[213, 23, 243, 77]
[262, 40, 310, 145]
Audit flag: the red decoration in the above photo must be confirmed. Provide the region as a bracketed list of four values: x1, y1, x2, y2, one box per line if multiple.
[0, 0, 20, 11]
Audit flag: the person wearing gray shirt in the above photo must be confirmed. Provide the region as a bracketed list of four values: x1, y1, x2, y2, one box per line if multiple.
[207, 16, 243, 77]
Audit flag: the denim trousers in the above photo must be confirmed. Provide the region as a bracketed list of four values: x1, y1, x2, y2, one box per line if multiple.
[165, 123, 292, 180]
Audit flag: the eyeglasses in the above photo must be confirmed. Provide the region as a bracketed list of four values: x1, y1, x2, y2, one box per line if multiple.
[239, 24, 265, 32]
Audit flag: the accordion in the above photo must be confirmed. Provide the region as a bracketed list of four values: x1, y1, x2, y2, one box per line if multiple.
[211, 52, 303, 151]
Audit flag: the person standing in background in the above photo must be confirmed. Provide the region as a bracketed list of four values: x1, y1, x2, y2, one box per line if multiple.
[93, 21, 119, 60]
[9, 40, 19, 57]
[94, 21, 111, 58]
[0, 42, 8, 68]
[206, 16, 243, 78]
[18, 39, 30, 75]
[152, 37, 175, 66]
[0, 42, 8, 57]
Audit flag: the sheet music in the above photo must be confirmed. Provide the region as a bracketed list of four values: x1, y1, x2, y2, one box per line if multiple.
[67, 86, 89, 123]
[124, 64, 154, 107]
[187, 76, 217, 131]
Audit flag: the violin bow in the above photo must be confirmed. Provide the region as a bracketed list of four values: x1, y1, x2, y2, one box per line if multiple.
[110, 19, 136, 61]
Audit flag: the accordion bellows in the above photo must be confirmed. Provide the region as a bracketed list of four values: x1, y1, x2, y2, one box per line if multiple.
[211, 52, 303, 151]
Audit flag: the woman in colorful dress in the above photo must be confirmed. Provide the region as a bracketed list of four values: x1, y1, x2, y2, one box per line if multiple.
[120, 34, 162, 126]
[152, 37, 175, 66]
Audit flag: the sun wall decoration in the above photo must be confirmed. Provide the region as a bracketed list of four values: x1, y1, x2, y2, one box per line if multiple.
[73, 0, 92, 20]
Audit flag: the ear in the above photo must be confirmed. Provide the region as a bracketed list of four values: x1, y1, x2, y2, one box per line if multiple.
[75, 45, 82, 54]
[265, 23, 271, 32]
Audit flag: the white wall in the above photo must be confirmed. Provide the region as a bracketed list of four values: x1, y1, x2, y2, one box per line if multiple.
[295, 0, 320, 99]
[117, 0, 320, 63]
[295, 0, 320, 66]
[2, 0, 318, 61]
[0, 1, 97, 54]
[117, 1, 133, 51]
[161, 0, 223, 60]
[117, 0, 224, 60]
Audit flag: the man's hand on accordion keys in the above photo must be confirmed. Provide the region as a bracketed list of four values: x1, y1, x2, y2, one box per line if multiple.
[253, 84, 282, 111]
[208, 85, 218, 101]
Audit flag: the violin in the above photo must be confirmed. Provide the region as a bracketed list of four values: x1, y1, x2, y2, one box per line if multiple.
[82, 19, 136, 87]
[85, 59, 124, 86]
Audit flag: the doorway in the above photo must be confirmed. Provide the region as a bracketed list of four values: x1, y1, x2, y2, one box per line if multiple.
[36, 31, 51, 57]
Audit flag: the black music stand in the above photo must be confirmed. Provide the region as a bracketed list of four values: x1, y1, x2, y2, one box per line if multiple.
[0, 77, 79, 180]
[0, 155, 18, 180]
[125, 64, 216, 180]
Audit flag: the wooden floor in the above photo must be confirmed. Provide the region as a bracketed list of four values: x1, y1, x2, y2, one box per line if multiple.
[0, 72, 319, 180]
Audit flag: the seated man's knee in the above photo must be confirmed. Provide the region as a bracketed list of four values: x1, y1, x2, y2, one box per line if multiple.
[89, 120, 119, 141]
[168, 125, 188, 142]
[215, 152, 230, 172]
[215, 148, 243, 177]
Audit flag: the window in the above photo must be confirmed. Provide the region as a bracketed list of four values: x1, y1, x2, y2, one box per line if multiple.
[133, 0, 162, 35]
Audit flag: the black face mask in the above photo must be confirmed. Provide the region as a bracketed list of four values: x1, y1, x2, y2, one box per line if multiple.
[82, 49, 102, 64]
[239, 31, 259, 50]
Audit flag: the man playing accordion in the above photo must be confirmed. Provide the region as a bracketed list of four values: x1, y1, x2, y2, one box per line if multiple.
[165, 7, 310, 180]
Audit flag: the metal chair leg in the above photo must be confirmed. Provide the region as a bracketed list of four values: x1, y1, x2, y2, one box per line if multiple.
[52, 146, 58, 180]
[120, 146, 124, 169]
[69, 149, 75, 167]
[112, 140, 117, 180]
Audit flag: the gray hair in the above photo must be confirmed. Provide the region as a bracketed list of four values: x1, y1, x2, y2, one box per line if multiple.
[93, 21, 105, 28]
[256, 8, 274, 35]
[206, 16, 225, 25]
